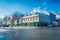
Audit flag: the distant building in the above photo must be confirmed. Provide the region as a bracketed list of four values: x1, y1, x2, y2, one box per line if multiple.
[50, 12, 56, 22]
[6, 15, 13, 27]
[14, 20, 17, 27]
[13, 13, 24, 27]
[50, 12, 57, 26]
[0, 20, 3, 26]
[56, 19, 60, 26]
[2, 16, 8, 27]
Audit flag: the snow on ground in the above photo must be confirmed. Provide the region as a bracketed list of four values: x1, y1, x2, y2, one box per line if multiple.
[0, 27, 40, 32]
[0, 28, 10, 32]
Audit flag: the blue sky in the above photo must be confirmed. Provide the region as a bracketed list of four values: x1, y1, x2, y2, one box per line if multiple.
[0, 0, 60, 18]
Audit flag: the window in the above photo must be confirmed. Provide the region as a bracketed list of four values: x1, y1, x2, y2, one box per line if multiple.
[25, 18, 27, 21]
[30, 17, 32, 21]
[28, 18, 29, 21]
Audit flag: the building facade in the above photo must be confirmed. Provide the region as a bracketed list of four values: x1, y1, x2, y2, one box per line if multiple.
[18, 12, 51, 27]
[21, 14, 39, 26]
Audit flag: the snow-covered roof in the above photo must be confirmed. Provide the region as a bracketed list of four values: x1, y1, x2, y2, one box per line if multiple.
[56, 15, 60, 19]
[21, 14, 39, 18]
